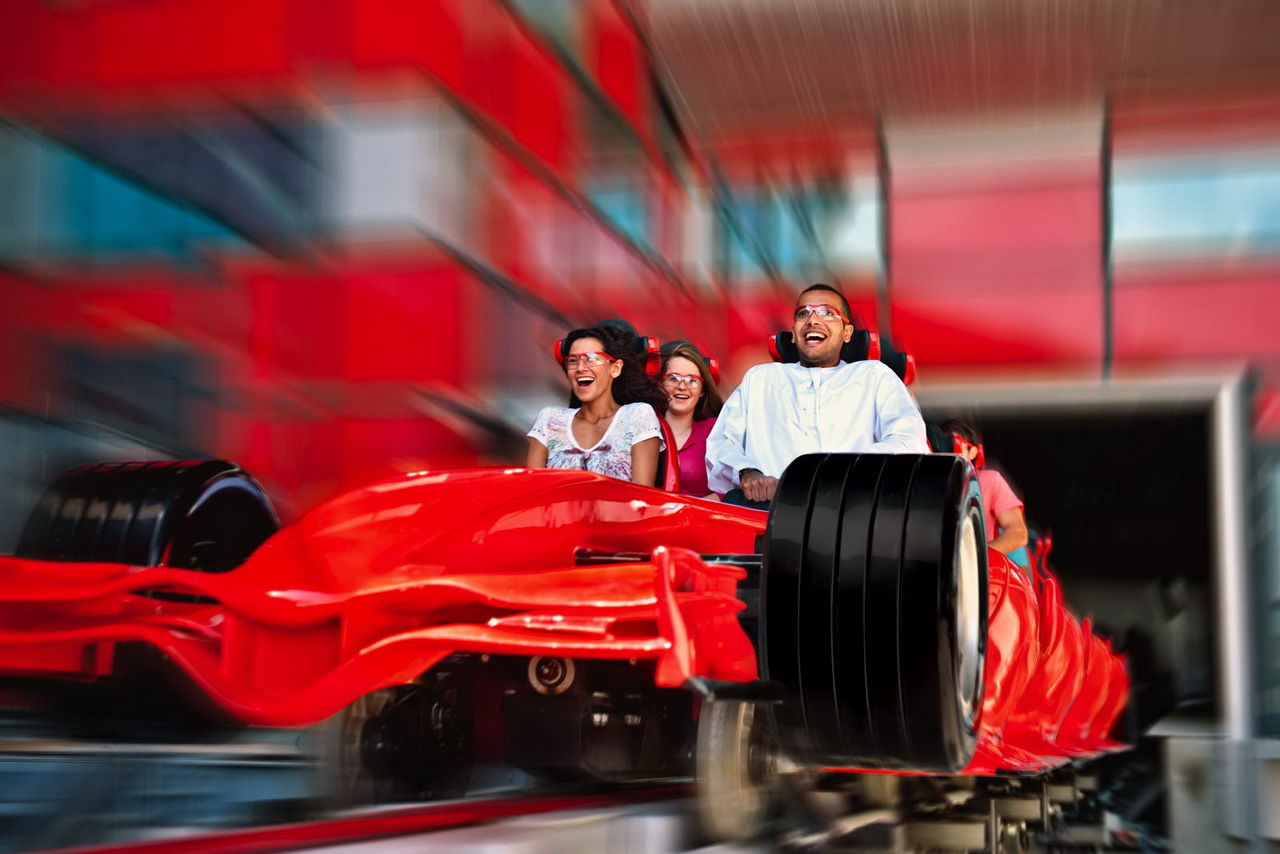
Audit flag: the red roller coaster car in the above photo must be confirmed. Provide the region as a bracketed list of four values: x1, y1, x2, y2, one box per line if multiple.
[0, 455, 1127, 838]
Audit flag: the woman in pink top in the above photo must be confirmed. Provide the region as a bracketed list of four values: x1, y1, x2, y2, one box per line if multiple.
[941, 419, 1029, 556]
[659, 342, 723, 499]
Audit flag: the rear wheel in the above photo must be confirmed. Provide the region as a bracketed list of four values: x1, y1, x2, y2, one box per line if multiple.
[762, 453, 987, 773]
[17, 459, 278, 571]
[13, 460, 279, 739]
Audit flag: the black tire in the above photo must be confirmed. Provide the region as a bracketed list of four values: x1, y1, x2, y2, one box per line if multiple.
[898, 455, 987, 770]
[16, 460, 278, 571]
[762, 453, 987, 773]
[11, 460, 279, 740]
[695, 699, 779, 843]
[758, 453, 825, 760]
[321, 679, 474, 808]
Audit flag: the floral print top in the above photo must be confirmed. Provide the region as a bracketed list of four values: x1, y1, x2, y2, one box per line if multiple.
[528, 403, 664, 482]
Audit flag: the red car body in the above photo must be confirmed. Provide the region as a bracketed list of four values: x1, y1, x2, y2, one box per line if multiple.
[0, 466, 1126, 775]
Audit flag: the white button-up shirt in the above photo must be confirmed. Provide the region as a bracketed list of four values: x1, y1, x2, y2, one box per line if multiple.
[705, 359, 929, 494]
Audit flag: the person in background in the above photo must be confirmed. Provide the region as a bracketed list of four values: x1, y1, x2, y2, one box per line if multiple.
[526, 325, 667, 485]
[659, 341, 723, 499]
[705, 283, 929, 509]
[940, 418, 1029, 558]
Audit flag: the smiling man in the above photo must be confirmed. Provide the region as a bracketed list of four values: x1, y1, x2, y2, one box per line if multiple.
[705, 284, 929, 506]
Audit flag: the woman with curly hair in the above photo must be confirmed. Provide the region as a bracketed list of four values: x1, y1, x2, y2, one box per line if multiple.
[659, 341, 723, 498]
[526, 324, 667, 484]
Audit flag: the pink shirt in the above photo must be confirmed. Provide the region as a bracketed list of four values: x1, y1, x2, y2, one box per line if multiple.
[676, 417, 717, 497]
[977, 468, 1024, 541]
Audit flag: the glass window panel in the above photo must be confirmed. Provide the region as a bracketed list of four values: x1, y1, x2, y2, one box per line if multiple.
[507, 0, 579, 54]
[588, 184, 647, 247]
[715, 175, 882, 284]
[1, 123, 244, 266]
[823, 173, 882, 273]
[1113, 150, 1280, 263]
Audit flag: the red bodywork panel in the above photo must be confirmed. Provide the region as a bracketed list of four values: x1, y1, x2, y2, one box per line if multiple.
[968, 553, 1130, 772]
[0, 467, 1127, 773]
[0, 469, 761, 726]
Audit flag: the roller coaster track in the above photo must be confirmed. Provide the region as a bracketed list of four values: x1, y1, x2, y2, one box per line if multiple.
[41, 785, 694, 854]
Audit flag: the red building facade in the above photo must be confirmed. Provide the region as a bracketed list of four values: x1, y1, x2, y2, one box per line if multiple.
[2, 0, 1278, 507]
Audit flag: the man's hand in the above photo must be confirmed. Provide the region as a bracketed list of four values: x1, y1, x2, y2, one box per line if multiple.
[740, 469, 778, 503]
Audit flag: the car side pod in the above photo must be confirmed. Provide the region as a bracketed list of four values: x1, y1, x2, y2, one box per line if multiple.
[1053, 634, 1130, 757]
[1001, 571, 1087, 760]
[1085, 649, 1131, 750]
[761, 452, 988, 775]
[959, 550, 1050, 776]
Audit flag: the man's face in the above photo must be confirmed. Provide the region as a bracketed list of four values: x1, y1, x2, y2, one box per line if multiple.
[793, 289, 853, 367]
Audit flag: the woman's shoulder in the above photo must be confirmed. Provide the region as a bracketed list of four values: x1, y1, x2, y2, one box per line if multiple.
[616, 403, 662, 436]
[977, 467, 1012, 490]
[532, 405, 574, 426]
[618, 401, 660, 419]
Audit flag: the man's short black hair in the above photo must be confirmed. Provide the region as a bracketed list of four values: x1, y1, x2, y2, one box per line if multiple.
[797, 283, 852, 320]
[940, 418, 980, 444]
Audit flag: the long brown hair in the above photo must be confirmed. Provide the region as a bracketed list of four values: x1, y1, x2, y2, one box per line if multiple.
[660, 341, 723, 420]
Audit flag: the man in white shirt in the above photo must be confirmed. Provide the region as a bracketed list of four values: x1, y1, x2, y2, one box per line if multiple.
[705, 284, 930, 507]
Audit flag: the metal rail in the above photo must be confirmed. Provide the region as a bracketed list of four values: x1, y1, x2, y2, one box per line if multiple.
[41, 785, 693, 854]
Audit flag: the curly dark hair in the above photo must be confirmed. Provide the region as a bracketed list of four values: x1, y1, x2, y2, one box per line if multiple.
[561, 325, 668, 415]
[659, 340, 723, 420]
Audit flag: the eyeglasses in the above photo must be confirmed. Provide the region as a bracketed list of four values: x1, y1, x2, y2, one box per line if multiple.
[794, 304, 848, 323]
[563, 351, 616, 370]
[660, 373, 703, 388]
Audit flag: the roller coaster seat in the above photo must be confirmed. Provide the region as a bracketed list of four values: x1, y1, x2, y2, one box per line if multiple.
[926, 421, 984, 467]
[768, 328, 879, 365]
[769, 326, 917, 386]
[655, 415, 682, 493]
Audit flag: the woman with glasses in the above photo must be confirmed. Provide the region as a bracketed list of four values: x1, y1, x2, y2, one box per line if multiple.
[526, 325, 668, 484]
[659, 341, 723, 499]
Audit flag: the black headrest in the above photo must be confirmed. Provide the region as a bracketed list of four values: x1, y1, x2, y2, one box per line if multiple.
[878, 339, 917, 385]
[768, 329, 879, 365]
[768, 329, 916, 385]
[925, 421, 953, 454]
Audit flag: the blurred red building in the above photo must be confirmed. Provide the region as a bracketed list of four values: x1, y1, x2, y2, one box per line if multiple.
[1, 0, 1278, 510]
